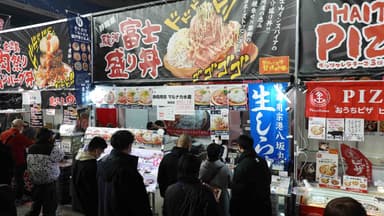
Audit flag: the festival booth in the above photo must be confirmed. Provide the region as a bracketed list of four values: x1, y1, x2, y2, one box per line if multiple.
[295, 1, 384, 215]
[0, 12, 93, 204]
[90, 0, 296, 214]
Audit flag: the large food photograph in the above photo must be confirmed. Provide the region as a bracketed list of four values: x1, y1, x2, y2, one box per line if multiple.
[34, 33, 73, 88]
[163, 2, 258, 78]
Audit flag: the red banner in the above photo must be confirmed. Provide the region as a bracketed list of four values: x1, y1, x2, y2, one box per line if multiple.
[340, 143, 372, 183]
[306, 81, 384, 120]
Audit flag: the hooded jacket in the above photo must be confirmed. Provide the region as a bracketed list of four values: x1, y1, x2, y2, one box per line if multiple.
[71, 150, 98, 216]
[97, 149, 152, 216]
[199, 160, 232, 216]
[230, 150, 272, 216]
[27, 142, 64, 185]
[158, 146, 189, 197]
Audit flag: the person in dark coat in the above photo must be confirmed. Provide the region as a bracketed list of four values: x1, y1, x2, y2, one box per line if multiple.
[158, 133, 192, 197]
[163, 153, 219, 216]
[72, 136, 107, 216]
[97, 130, 152, 216]
[230, 135, 272, 216]
[0, 142, 17, 216]
[199, 143, 233, 216]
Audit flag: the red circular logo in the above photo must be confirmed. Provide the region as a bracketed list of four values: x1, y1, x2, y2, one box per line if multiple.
[309, 88, 330, 107]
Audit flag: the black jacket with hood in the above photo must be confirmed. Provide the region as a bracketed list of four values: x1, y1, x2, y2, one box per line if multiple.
[230, 149, 272, 216]
[157, 146, 189, 197]
[71, 150, 98, 216]
[97, 149, 152, 216]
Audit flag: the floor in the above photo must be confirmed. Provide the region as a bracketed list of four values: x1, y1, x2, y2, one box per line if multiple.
[16, 190, 164, 216]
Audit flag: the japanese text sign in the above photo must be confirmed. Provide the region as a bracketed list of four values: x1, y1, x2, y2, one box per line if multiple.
[305, 81, 384, 120]
[152, 86, 194, 115]
[41, 90, 77, 108]
[248, 82, 290, 166]
[93, 0, 296, 84]
[299, 0, 384, 77]
[0, 22, 74, 90]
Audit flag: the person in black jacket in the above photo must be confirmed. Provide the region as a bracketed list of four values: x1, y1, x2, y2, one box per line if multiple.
[97, 130, 152, 216]
[72, 136, 107, 216]
[163, 153, 219, 216]
[158, 133, 192, 197]
[0, 142, 17, 216]
[230, 134, 272, 216]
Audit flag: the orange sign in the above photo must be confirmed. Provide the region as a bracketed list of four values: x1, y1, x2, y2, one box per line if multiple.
[259, 56, 290, 74]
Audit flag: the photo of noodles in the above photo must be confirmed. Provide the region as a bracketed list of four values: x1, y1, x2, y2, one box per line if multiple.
[164, 2, 258, 78]
[228, 87, 247, 105]
[194, 88, 211, 105]
[211, 89, 228, 106]
[211, 116, 229, 130]
[34, 33, 73, 88]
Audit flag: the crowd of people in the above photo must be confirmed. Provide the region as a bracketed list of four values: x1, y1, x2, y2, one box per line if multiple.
[0, 118, 369, 216]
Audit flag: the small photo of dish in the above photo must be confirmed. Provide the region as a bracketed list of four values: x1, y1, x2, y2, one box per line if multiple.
[83, 63, 89, 71]
[82, 53, 88, 62]
[138, 89, 152, 105]
[117, 90, 127, 104]
[194, 88, 210, 105]
[104, 91, 115, 104]
[81, 43, 87, 52]
[126, 89, 138, 104]
[72, 42, 80, 51]
[74, 62, 82, 71]
[228, 87, 247, 105]
[211, 89, 228, 106]
[73, 52, 81, 61]
[310, 125, 324, 136]
[212, 116, 229, 130]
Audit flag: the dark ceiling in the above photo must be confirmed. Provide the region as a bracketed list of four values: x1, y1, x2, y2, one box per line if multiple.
[0, 0, 165, 29]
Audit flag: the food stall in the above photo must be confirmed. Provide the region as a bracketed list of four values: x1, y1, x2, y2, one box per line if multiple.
[91, 0, 296, 214]
[295, 0, 384, 215]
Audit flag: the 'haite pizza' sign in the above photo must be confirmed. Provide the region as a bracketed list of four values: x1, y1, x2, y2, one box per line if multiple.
[305, 81, 384, 120]
[299, 0, 384, 77]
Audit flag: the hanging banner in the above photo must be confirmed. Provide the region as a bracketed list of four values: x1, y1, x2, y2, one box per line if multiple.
[248, 82, 290, 166]
[340, 143, 372, 183]
[0, 21, 74, 90]
[41, 90, 77, 108]
[93, 0, 296, 84]
[305, 81, 384, 120]
[66, 11, 92, 105]
[299, 0, 384, 78]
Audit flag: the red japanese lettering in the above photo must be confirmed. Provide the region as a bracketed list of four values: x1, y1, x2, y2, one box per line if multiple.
[0, 50, 11, 73]
[65, 93, 76, 105]
[138, 44, 162, 79]
[126, 53, 137, 72]
[104, 48, 128, 79]
[119, 18, 142, 50]
[141, 19, 161, 45]
[10, 54, 28, 72]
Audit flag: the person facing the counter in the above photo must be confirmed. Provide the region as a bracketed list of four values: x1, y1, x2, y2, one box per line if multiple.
[97, 130, 152, 216]
[157, 133, 192, 197]
[0, 118, 34, 203]
[230, 134, 272, 216]
[72, 136, 107, 216]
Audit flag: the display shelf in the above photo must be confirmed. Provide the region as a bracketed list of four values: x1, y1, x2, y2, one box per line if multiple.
[299, 184, 384, 216]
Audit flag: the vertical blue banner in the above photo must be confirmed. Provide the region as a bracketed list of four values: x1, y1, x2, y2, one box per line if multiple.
[248, 82, 290, 167]
[66, 12, 91, 105]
